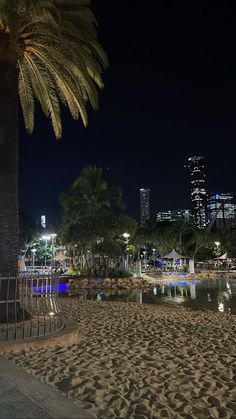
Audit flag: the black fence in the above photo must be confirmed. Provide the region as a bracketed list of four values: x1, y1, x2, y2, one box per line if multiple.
[0, 273, 64, 341]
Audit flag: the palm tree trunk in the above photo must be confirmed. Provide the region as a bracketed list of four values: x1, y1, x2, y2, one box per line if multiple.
[0, 34, 19, 321]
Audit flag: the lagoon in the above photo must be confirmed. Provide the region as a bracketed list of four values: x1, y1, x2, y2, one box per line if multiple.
[60, 277, 236, 314]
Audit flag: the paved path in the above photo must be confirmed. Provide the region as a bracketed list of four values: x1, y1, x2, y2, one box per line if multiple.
[0, 356, 93, 419]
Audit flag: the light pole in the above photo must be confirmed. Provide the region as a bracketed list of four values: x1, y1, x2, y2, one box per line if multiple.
[152, 248, 156, 268]
[73, 244, 77, 265]
[31, 248, 37, 269]
[143, 251, 147, 271]
[123, 233, 130, 271]
[51, 234, 57, 272]
[42, 235, 51, 268]
[215, 241, 221, 270]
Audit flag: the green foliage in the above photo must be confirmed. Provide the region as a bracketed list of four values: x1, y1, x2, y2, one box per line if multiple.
[108, 269, 133, 278]
[59, 165, 137, 277]
[0, 0, 108, 137]
[135, 220, 218, 261]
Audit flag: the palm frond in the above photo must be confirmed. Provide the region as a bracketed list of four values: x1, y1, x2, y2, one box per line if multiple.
[0, 0, 107, 137]
[24, 52, 62, 138]
[18, 59, 35, 133]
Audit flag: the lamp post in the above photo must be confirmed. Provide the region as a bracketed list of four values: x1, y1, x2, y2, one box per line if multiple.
[123, 233, 130, 271]
[73, 244, 77, 265]
[143, 251, 147, 271]
[50, 234, 57, 272]
[152, 248, 156, 268]
[215, 241, 221, 270]
[31, 248, 36, 269]
[42, 235, 51, 268]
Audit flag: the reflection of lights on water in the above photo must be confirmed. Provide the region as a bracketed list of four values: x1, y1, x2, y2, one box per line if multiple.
[226, 282, 232, 295]
[207, 293, 212, 302]
[162, 286, 165, 294]
[97, 291, 104, 301]
[218, 303, 224, 312]
[153, 287, 157, 296]
[169, 282, 188, 286]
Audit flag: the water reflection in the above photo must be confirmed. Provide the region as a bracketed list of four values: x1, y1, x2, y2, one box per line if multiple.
[60, 277, 236, 315]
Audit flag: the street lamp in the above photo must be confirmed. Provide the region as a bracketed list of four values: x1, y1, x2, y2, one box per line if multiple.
[123, 232, 130, 241]
[214, 241, 221, 270]
[41, 235, 51, 267]
[50, 233, 57, 272]
[31, 248, 37, 269]
[143, 251, 147, 271]
[152, 248, 156, 268]
[123, 233, 130, 270]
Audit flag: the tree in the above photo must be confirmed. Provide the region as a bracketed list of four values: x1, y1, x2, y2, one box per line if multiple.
[0, 1, 107, 275]
[59, 166, 137, 276]
[181, 228, 214, 259]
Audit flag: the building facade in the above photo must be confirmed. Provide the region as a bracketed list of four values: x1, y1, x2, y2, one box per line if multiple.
[186, 156, 208, 228]
[207, 192, 235, 230]
[140, 188, 150, 226]
[156, 209, 192, 223]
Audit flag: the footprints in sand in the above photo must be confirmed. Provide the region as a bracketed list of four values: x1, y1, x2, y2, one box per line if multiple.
[5, 299, 236, 419]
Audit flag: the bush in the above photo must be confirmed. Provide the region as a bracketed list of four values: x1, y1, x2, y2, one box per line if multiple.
[108, 268, 133, 278]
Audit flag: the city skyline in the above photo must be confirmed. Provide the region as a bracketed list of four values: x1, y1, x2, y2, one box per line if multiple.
[19, 0, 236, 223]
[145, 155, 235, 226]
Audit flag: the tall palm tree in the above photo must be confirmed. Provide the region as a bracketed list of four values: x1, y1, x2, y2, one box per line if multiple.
[0, 0, 107, 275]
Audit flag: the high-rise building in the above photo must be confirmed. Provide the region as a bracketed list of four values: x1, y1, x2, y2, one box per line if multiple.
[207, 192, 235, 230]
[156, 209, 192, 223]
[186, 156, 208, 228]
[140, 188, 150, 226]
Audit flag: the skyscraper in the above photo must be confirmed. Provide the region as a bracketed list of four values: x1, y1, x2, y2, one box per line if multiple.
[186, 156, 207, 228]
[140, 188, 150, 226]
[207, 192, 235, 230]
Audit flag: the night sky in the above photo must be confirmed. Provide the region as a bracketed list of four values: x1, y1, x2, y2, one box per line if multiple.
[19, 0, 236, 226]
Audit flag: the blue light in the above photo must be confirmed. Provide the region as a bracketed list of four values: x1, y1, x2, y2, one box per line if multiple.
[32, 282, 68, 294]
[58, 283, 68, 293]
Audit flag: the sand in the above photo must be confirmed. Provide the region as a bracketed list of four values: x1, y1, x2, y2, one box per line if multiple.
[4, 298, 236, 418]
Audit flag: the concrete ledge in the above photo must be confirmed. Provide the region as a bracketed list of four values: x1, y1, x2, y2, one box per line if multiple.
[0, 320, 80, 353]
[0, 356, 94, 418]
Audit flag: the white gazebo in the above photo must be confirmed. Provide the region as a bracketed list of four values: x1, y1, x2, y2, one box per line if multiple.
[162, 249, 187, 259]
[162, 249, 188, 271]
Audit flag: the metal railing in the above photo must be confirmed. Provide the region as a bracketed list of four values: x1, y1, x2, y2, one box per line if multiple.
[0, 273, 64, 342]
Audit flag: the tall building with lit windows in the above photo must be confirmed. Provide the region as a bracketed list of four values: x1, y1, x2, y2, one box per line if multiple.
[186, 156, 207, 228]
[207, 192, 235, 230]
[140, 188, 150, 227]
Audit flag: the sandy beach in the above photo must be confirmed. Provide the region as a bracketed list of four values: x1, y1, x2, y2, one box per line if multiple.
[4, 298, 236, 418]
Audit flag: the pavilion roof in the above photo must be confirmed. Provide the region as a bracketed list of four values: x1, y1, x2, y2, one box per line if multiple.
[162, 249, 187, 259]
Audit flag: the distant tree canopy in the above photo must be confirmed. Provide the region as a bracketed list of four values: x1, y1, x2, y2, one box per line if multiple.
[134, 220, 219, 260]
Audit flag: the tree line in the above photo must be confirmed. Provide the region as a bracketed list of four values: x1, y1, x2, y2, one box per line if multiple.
[21, 165, 236, 277]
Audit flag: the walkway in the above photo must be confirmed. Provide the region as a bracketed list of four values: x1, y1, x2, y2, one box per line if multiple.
[0, 356, 93, 419]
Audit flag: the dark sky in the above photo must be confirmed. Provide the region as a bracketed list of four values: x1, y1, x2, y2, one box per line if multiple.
[19, 0, 236, 225]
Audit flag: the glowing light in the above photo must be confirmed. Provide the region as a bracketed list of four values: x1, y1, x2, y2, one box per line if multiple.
[123, 232, 130, 239]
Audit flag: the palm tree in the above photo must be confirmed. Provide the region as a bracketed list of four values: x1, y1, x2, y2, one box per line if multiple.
[72, 165, 111, 216]
[0, 0, 107, 275]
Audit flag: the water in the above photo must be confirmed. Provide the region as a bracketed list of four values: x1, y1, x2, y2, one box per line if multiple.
[59, 277, 236, 315]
